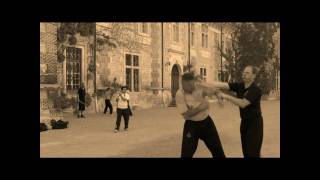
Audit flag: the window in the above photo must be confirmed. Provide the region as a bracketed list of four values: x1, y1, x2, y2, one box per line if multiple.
[125, 54, 140, 92]
[200, 67, 207, 81]
[126, 54, 132, 66]
[66, 47, 81, 90]
[172, 23, 179, 42]
[214, 32, 219, 48]
[201, 24, 208, 48]
[191, 23, 195, 47]
[142, 23, 149, 34]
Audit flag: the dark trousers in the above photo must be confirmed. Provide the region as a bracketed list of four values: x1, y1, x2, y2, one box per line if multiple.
[103, 99, 113, 114]
[240, 116, 264, 158]
[181, 116, 225, 158]
[115, 108, 129, 130]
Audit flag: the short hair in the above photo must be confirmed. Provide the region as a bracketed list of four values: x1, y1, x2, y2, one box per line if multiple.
[245, 65, 259, 75]
[121, 86, 127, 90]
[106, 87, 110, 91]
[182, 72, 195, 81]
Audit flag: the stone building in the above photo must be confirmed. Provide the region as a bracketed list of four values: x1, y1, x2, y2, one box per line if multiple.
[40, 22, 236, 114]
[40, 23, 61, 121]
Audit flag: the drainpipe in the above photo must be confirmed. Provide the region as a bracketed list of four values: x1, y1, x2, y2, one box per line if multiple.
[161, 22, 165, 107]
[161, 22, 164, 91]
[94, 23, 97, 113]
[188, 22, 191, 72]
[220, 24, 223, 82]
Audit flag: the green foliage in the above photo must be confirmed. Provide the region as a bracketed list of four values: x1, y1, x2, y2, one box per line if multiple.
[47, 91, 92, 112]
[96, 35, 117, 49]
[255, 66, 272, 95]
[57, 23, 95, 46]
[41, 74, 57, 84]
[183, 64, 194, 73]
[57, 54, 65, 63]
[68, 35, 77, 45]
[48, 92, 71, 110]
[96, 89, 105, 98]
[222, 23, 278, 94]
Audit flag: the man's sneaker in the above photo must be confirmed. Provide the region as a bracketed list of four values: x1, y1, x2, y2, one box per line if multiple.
[77, 114, 80, 118]
[124, 128, 128, 131]
[114, 129, 119, 133]
[81, 115, 85, 118]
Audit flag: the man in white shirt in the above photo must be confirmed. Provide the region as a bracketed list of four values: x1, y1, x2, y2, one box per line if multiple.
[114, 86, 130, 133]
[175, 72, 225, 158]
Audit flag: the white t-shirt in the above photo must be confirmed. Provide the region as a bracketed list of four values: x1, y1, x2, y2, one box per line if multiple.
[117, 92, 130, 109]
[175, 87, 209, 121]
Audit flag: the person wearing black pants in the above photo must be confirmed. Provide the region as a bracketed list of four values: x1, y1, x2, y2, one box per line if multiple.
[103, 88, 113, 115]
[240, 116, 263, 157]
[176, 72, 226, 158]
[115, 108, 129, 131]
[77, 82, 86, 118]
[181, 116, 225, 157]
[201, 65, 264, 158]
[114, 86, 130, 133]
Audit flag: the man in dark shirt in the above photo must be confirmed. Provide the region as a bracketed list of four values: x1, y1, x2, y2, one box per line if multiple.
[77, 82, 86, 118]
[200, 65, 263, 158]
[103, 87, 113, 115]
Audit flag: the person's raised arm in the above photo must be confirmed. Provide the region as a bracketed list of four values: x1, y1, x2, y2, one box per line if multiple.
[182, 100, 209, 118]
[220, 93, 251, 108]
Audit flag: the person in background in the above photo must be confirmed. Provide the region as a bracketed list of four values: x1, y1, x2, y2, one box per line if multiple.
[114, 86, 130, 133]
[103, 87, 113, 115]
[77, 82, 86, 118]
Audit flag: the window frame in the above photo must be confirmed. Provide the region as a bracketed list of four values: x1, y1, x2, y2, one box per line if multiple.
[65, 47, 82, 91]
[125, 53, 140, 92]
[200, 67, 207, 82]
[191, 23, 195, 47]
[172, 23, 180, 43]
[201, 24, 208, 48]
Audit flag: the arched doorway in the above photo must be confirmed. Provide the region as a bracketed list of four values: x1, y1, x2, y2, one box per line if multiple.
[169, 64, 180, 106]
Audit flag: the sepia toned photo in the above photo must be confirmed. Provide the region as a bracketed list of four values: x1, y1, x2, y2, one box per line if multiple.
[40, 22, 280, 158]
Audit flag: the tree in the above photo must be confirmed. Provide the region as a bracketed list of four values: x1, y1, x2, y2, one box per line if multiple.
[227, 23, 278, 94]
[215, 23, 239, 83]
[57, 23, 96, 63]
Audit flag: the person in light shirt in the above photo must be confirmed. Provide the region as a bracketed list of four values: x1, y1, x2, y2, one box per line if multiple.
[114, 86, 130, 133]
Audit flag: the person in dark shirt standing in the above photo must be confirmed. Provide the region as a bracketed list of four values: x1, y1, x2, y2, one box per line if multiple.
[103, 87, 113, 115]
[77, 82, 86, 118]
[200, 65, 263, 158]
